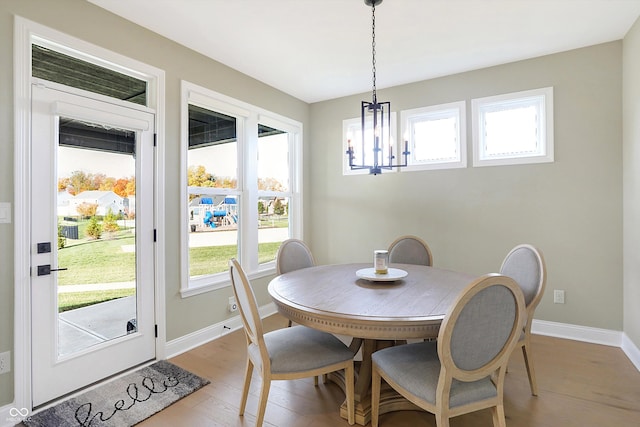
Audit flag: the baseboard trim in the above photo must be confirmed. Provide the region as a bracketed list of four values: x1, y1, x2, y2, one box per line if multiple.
[622, 332, 640, 371]
[165, 303, 278, 359]
[531, 319, 640, 372]
[531, 319, 622, 347]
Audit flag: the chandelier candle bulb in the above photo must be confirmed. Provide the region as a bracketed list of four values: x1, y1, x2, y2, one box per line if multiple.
[374, 250, 389, 274]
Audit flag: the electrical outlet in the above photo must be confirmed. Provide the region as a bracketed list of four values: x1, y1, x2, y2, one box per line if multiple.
[228, 296, 238, 312]
[0, 351, 10, 374]
[554, 289, 565, 304]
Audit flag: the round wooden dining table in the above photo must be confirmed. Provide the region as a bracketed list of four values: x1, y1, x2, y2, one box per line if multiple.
[268, 262, 476, 425]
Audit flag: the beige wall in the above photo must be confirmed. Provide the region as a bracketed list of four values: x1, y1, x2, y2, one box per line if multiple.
[623, 17, 640, 349]
[0, 0, 309, 406]
[309, 42, 623, 331]
[1, 0, 637, 411]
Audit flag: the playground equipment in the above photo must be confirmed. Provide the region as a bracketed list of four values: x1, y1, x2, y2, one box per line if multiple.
[189, 196, 238, 232]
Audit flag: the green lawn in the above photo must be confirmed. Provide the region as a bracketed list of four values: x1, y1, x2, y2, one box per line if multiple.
[189, 241, 281, 276]
[258, 217, 289, 228]
[57, 223, 282, 311]
[58, 289, 135, 312]
[58, 229, 282, 284]
[57, 232, 136, 286]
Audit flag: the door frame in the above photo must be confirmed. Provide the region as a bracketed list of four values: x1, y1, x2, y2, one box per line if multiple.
[13, 16, 167, 411]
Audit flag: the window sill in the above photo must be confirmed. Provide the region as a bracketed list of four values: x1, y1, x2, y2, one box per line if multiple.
[180, 265, 277, 298]
[402, 161, 467, 172]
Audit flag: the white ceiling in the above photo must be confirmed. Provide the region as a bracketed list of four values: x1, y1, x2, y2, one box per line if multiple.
[88, 0, 640, 103]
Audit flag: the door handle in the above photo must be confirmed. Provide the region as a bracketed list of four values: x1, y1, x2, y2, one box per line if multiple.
[37, 265, 68, 276]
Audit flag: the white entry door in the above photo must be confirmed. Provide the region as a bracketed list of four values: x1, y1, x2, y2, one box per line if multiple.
[30, 84, 156, 407]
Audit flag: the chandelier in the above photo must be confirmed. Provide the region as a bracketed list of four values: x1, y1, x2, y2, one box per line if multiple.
[346, 0, 409, 175]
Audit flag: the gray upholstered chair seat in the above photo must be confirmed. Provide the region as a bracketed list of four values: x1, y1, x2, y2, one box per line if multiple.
[372, 341, 497, 408]
[250, 326, 355, 374]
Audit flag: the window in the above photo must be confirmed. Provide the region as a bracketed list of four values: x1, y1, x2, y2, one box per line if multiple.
[186, 105, 239, 286]
[400, 101, 466, 171]
[257, 119, 294, 264]
[32, 43, 148, 106]
[342, 113, 397, 175]
[472, 87, 554, 167]
[181, 82, 302, 296]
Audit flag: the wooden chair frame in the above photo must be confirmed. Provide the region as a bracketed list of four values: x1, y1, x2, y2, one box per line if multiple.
[371, 274, 526, 427]
[500, 244, 547, 396]
[230, 259, 355, 426]
[275, 238, 316, 328]
[388, 235, 434, 266]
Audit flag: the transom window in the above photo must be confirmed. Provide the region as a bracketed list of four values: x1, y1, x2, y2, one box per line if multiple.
[472, 87, 554, 167]
[400, 101, 466, 171]
[32, 43, 148, 106]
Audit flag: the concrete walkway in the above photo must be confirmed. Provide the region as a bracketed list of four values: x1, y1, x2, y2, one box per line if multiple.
[58, 296, 136, 356]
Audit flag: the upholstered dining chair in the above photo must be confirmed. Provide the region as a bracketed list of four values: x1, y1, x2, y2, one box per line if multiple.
[371, 274, 525, 427]
[276, 238, 316, 275]
[499, 244, 547, 396]
[229, 259, 355, 426]
[276, 239, 316, 327]
[388, 235, 433, 266]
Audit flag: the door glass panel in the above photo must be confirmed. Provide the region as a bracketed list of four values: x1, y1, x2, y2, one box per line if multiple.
[188, 105, 239, 278]
[56, 118, 137, 357]
[257, 125, 290, 264]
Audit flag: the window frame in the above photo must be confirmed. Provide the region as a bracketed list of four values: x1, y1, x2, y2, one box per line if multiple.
[472, 87, 554, 167]
[400, 101, 467, 171]
[180, 81, 303, 297]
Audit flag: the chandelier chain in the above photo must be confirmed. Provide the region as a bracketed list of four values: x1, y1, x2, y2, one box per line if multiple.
[348, 0, 410, 175]
[371, 2, 377, 102]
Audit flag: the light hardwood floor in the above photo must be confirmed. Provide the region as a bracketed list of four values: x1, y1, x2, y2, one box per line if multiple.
[139, 314, 640, 427]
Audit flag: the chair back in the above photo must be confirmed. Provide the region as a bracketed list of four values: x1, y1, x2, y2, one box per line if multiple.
[276, 239, 315, 274]
[229, 259, 268, 361]
[500, 244, 547, 311]
[388, 235, 433, 266]
[438, 274, 525, 382]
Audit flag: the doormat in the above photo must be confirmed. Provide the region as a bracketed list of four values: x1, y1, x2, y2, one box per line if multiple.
[24, 360, 210, 427]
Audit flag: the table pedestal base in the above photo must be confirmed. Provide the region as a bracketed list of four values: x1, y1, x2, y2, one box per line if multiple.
[330, 338, 426, 426]
[339, 386, 423, 426]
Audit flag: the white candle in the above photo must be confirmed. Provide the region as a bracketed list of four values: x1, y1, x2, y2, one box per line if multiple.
[374, 250, 389, 274]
